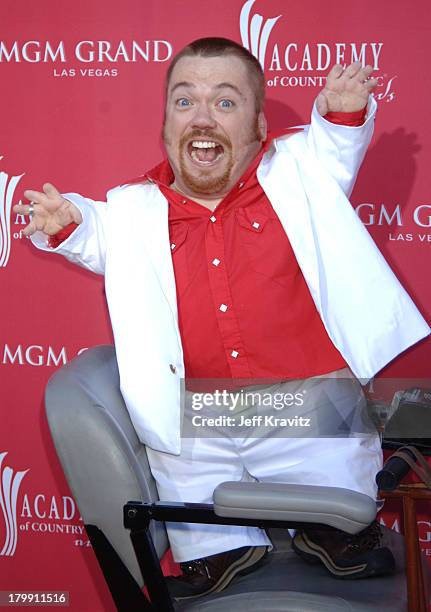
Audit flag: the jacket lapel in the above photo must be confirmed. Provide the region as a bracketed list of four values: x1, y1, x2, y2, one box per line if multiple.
[136, 185, 179, 323]
[257, 148, 321, 309]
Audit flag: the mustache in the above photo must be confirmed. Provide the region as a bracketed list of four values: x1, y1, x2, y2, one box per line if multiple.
[179, 129, 231, 150]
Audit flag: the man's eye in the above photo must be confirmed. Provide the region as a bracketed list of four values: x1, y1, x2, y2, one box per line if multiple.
[218, 99, 234, 109]
[176, 98, 191, 108]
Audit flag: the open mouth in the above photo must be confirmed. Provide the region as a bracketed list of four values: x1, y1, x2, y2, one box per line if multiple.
[187, 140, 225, 165]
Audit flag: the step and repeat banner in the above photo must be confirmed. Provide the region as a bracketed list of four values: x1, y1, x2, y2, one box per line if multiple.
[2, 1, 430, 609]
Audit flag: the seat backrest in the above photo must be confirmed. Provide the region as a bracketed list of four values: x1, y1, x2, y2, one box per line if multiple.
[45, 344, 168, 586]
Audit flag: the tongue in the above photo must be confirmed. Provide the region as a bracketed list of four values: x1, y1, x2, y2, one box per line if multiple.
[194, 147, 218, 163]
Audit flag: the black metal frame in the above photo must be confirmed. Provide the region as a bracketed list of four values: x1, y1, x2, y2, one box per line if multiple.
[85, 524, 154, 611]
[121, 500, 337, 612]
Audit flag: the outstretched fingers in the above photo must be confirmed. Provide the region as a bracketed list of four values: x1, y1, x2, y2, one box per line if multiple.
[320, 61, 377, 115]
[355, 66, 378, 93]
[22, 218, 39, 237]
[357, 65, 375, 81]
[342, 61, 363, 79]
[23, 189, 46, 205]
[325, 64, 344, 86]
[23, 186, 62, 212]
[15, 185, 83, 236]
[327, 62, 375, 87]
[13, 201, 37, 215]
[347, 66, 377, 98]
[43, 182, 62, 199]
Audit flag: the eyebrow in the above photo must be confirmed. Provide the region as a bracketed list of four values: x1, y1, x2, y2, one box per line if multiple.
[169, 81, 244, 98]
[215, 82, 244, 97]
[170, 81, 194, 95]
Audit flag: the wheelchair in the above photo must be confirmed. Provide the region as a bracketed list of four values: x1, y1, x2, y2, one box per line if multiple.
[45, 345, 430, 611]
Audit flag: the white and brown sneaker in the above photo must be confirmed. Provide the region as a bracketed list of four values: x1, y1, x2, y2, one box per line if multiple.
[165, 545, 269, 600]
[292, 521, 395, 579]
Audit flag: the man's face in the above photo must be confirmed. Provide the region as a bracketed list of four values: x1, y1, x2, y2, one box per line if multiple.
[163, 55, 266, 199]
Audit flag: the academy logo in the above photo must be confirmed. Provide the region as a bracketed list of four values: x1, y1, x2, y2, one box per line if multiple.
[0, 451, 87, 554]
[0, 452, 29, 556]
[238, 0, 395, 101]
[0, 158, 24, 268]
[240, 0, 281, 70]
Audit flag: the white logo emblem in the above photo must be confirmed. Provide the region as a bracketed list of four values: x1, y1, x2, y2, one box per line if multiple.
[0, 158, 24, 268]
[240, 0, 281, 70]
[0, 452, 29, 556]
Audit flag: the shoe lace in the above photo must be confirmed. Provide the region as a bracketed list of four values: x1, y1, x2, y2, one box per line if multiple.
[180, 558, 212, 579]
[345, 521, 382, 552]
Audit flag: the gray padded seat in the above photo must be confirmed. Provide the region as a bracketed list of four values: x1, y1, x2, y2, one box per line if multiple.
[45, 344, 168, 585]
[45, 345, 415, 611]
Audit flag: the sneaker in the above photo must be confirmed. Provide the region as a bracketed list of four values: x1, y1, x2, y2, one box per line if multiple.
[292, 521, 395, 579]
[165, 545, 268, 599]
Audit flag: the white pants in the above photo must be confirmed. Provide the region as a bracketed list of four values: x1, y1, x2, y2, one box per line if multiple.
[146, 370, 383, 562]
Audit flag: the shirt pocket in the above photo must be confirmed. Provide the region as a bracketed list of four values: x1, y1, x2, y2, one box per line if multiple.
[169, 221, 190, 296]
[235, 206, 297, 288]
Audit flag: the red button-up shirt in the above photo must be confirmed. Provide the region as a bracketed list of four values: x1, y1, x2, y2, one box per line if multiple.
[51, 110, 365, 383]
[147, 139, 347, 383]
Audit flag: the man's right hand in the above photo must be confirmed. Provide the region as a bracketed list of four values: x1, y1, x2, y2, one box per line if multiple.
[13, 183, 83, 237]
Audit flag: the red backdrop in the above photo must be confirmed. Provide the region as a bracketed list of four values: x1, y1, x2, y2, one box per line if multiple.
[2, 1, 430, 609]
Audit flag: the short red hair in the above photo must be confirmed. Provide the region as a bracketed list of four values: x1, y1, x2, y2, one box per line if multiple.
[165, 37, 265, 113]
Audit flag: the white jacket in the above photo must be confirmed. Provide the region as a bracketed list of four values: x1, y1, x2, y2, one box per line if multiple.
[32, 98, 430, 454]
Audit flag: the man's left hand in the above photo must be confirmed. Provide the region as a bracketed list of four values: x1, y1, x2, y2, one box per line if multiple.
[316, 62, 378, 116]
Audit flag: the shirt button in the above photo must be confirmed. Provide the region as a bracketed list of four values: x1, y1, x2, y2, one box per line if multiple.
[210, 215, 217, 223]
[238, 182, 244, 189]
[219, 303, 228, 312]
[182, 199, 187, 204]
[169, 364, 177, 373]
[252, 221, 260, 229]
[212, 258, 221, 266]
[170, 243, 176, 250]
[231, 350, 239, 359]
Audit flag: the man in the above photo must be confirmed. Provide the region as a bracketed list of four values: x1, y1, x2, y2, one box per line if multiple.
[15, 38, 429, 599]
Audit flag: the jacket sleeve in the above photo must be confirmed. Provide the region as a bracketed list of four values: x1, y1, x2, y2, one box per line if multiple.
[300, 95, 377, 198]
[30, 192, 107, 275]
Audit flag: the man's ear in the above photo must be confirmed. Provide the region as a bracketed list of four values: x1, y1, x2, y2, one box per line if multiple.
[258, 112, 267, 142]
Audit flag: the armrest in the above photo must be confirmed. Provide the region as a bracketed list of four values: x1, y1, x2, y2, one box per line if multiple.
[213, 482, 377, 534]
